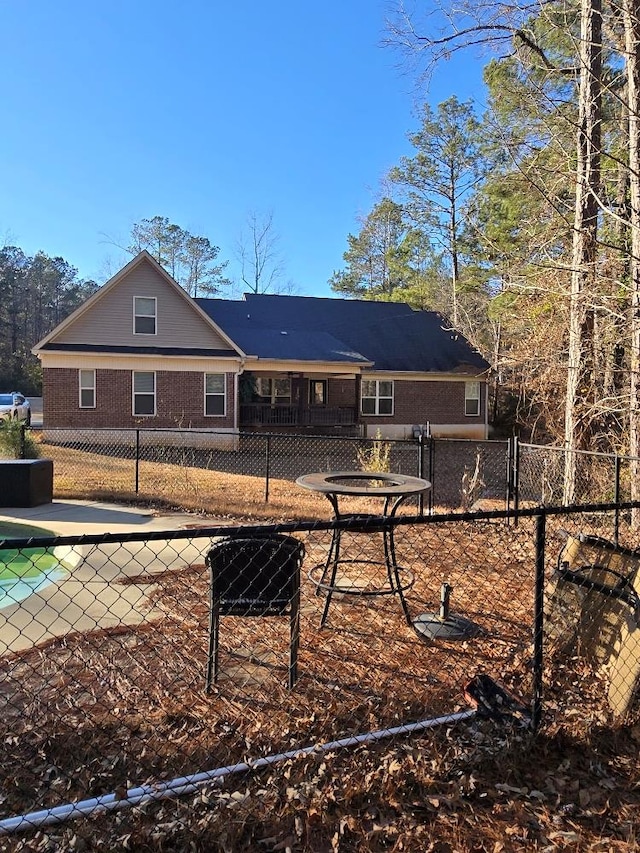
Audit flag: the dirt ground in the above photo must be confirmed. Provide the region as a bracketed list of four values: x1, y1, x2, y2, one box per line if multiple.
[1, 461, 640, 851]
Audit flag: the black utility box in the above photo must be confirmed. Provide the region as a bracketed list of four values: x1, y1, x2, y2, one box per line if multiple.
[0, 459, 53, 507]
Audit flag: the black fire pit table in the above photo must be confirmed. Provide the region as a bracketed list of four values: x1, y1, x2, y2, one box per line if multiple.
[296, 471, 431, 627]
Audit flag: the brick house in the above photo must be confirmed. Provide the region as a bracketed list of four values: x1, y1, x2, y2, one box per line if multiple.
[33, 251, 491, 440]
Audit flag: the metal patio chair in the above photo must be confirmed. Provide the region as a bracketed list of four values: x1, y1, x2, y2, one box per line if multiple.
[547, 532, 640, 716]
[205, 534, 305, 691]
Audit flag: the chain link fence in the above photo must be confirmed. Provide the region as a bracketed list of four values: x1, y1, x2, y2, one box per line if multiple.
[516, 443, 622, 506]
[429, 437, 509, 509]
[0, 502, 638, 847]
[18, 427, 512, 513]
[21, 426, 639, 515]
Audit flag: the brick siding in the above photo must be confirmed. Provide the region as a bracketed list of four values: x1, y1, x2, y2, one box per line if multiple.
[43, 368, 236, 429]
[360, 379, 484, 428]
[327, 379, 357, 407]
[43, 369, 482, 431]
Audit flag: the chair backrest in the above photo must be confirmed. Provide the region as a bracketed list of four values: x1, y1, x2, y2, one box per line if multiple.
[206, 534, 304, 616]
[551, 534, 640, 716]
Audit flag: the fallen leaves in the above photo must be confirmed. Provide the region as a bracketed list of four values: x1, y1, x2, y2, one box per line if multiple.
[0, 510, 638, 851]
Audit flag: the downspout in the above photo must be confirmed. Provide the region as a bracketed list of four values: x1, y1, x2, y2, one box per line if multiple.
[355, 372, 363, 437]
[484, 375, 489, 439]
[235, 358, 246, 434]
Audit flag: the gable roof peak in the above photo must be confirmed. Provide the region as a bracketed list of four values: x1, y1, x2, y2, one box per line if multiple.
[33, 248, 245, 356]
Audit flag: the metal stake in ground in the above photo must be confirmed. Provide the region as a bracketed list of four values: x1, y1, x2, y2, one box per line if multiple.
[413, 582, 480, 641]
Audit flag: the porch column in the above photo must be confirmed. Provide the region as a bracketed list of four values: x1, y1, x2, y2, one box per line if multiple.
[296, 375, 305, 424]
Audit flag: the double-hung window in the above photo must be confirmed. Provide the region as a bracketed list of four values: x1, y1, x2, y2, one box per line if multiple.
[133, 371, 156, 416]
[79, 369, 96, 408]
[256, 377, 291, 404]
[205, 373, 226, 416]
[465, 381, 481, 416]
[134, 296, 157, 335]
[361, 379, 393, 416]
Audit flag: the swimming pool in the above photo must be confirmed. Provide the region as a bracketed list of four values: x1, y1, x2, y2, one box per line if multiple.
[0, 521, 69, 609]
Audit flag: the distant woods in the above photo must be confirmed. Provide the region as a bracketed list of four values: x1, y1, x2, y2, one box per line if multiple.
[330, 0, 640, 464]
[1, 211, 292, 395]
[0, 247, 98, 394]
[128, 212, 290, 298]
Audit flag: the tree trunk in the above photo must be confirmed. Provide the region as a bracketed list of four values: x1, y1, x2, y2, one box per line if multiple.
[449, 161, 460, 327]
[492, 319, 502, 425]
[564, 0, 603, 504]
[623, 0, 640, 523]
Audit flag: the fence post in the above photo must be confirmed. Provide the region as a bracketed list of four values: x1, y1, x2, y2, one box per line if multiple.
[417, 434, 425, 516]
[505, 437, 513, 519]
[265, 434, 271, 503]
[512, 435, 520, 527]
[532, 510, 546, 731]
[428, 436, 435, 514]
[135, 429, 140, 494]
[19, 424, 26, 459]
[614, 454, 621, 545]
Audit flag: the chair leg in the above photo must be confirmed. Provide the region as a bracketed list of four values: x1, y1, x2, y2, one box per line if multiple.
[320, 529, 341, 627]
[213, 611, 220, 683]
[205, 606, 219, 693]
[289, 590, 300, 689]
[384, 528, 412, 625]
[316, 527, 338, 595]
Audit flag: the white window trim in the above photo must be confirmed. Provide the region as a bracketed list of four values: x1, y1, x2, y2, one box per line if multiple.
[256, 376, 292, 403]
[361, 379, 394, 416]
[79, 369, 96, 409]
[133, 295, 157, 336]
[132, 371, 156, 416]
[204, 373, 227, 417]
[309, 379, 328, 406]
[465, 381, 481, 417]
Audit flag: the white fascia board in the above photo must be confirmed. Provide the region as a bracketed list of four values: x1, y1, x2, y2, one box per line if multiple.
[37, 352, 243, 372]
[361, 370, 489, 382]
[242, 358, 373, 373]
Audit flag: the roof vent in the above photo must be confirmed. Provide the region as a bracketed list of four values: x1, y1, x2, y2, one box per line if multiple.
[281, 331, 288, 335]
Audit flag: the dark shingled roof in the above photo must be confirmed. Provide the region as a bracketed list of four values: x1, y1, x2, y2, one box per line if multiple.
[196, 294, 489, 373]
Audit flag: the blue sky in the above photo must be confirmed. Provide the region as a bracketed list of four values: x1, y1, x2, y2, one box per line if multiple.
[1, 1, 486, 298]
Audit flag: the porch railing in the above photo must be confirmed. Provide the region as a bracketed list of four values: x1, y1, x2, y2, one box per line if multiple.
[239, 404, 357, 427]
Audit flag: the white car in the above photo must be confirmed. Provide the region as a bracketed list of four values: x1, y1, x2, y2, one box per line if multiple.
[0, 392, 31, 425]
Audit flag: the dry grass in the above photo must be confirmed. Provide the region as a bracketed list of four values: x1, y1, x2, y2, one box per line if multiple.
[1, 443, 639, 850]
[46, 442, 399, 522]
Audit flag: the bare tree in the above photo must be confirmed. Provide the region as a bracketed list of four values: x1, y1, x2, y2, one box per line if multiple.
[622, 0, 640, 513]
[390, 2, 622, 459]
[563, 0, 603, 503]
[235, 211, 290, 294]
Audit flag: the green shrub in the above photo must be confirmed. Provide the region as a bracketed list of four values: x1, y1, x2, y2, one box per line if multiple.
[0, 420, 41, 459]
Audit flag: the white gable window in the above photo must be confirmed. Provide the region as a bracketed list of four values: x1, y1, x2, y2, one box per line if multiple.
[133, 371, 156, 416]
[361, 379, 393, 416]
[79, 369, 96, 408]
[205, 373, 226, 416]
[134, 296, 157, 335]
[465, 381, 481, 416]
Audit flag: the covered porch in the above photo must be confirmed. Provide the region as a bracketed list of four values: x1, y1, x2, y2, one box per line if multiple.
[238, 371, 360, 433]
